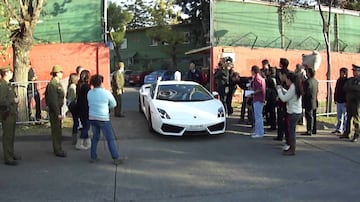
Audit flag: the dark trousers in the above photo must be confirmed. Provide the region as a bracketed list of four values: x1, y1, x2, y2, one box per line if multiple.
[49, 111, 63, 154]
[79, 117, 90, 139]
[226, 86, 236, 115]
[240, 93, 247, 120]
[266, 103, 276, 129]
[248, 103, 254, 126]
[305, 108, 317, 134]
[113, 93, 122, 116]
[28, 90, 41, 119]
[1, 113, 16, 162]
[276, 106, 288, 141]
[68, 102, 79, 134]
[343, 104, 360, 138]
[287, 113, 302, 146]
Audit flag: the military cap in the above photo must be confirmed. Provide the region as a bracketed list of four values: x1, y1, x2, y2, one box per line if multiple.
[51, 65, 63, 73]
[352, 64, 360, 71]
[0, 66, 11, 73]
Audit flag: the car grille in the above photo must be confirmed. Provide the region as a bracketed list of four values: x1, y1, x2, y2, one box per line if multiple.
[208, 122, 225, 132]
[161, 124, 184, 133]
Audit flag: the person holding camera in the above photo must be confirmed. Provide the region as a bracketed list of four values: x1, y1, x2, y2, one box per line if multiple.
[214, 58, 230, 113]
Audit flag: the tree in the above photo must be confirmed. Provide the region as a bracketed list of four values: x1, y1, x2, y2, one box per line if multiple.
[175, 0, 210, 46]
[317, 0, 334, 113]
[147, 0, 184, 68]
[107, 2, 133, 62]
[278, 2, 295, 49]
[0, 0, 45, 122]
[124, 0, 153, 29]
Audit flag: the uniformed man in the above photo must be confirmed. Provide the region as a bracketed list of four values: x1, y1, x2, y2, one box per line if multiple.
[111, 62, 125, 117]
[45, 65, 67, 157]
[0, 66, 21, 165]
[340, 64, 360, 142]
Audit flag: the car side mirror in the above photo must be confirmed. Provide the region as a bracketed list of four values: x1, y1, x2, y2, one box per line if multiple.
[212, 91, 219, 99]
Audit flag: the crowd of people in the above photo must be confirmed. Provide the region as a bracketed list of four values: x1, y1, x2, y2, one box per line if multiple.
[1, 58, 359, 165]
[212, 57, 360, 156]
[0, 63, 126, 166]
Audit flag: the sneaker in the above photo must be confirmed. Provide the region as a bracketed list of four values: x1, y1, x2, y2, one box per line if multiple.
[301, 132, 312, 136]
[90, 157, 101, 163]
[339, 135, 349, 139]
[13, 154, 22, 160]
[5, 160, 18, 166]
[113, 157, 127, 165]
[331, 130, 341, 134]
[282, 144, 290, 151]
[251, 134, 264, 138]
[113, 159, 123, 165]
[55, 151, 67, 158]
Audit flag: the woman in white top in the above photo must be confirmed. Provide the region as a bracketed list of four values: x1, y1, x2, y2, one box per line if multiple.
[276, 71, 303, 156]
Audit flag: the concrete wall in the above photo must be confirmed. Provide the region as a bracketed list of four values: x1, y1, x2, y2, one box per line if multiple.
[0, 43, 110, 89]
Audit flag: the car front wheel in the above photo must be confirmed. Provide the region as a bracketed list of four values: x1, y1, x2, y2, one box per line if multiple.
[147, 108, 154, 132]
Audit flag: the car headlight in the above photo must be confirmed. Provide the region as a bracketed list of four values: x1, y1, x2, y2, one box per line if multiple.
[217, 107, 225, 118]
[157, 108, 171, 119]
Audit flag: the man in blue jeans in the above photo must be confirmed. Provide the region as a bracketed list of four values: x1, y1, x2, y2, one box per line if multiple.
[250, 65, 266, 138]
[88, 74, 126, 165]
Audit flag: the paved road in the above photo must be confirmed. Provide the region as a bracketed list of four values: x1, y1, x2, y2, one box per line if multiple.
[0, 87, 359, 202]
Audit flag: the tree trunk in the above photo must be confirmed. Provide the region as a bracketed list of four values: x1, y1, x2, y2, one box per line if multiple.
[278, 6, 285, 49]
[318, 4, 332, 114]
[12, 30, 33, 122]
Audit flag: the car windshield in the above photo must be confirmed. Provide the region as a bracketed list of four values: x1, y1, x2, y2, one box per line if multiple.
[156, 84, 213, 102]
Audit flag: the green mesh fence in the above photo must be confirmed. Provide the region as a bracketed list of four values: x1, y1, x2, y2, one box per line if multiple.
[214, 1, 360, 53]
[33, 0, 103, 43]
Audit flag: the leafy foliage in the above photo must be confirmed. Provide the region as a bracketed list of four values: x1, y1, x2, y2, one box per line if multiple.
[125, 0, 153, 29]
[175, 0, 210, 46]
[107, 2, 132, 47]
[145, 0, 184, 68]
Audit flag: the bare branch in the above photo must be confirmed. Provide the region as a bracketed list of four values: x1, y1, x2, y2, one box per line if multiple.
[33, 0, 45, 22]
[3, 0, 22, 22]
[18, 0, 28, 19]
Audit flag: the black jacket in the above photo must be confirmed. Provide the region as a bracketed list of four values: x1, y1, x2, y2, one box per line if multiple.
[334, 77, 348, 103]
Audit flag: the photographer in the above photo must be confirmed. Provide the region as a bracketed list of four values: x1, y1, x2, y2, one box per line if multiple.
[237, 76, 253, 125]
[214, 58, 229, 112]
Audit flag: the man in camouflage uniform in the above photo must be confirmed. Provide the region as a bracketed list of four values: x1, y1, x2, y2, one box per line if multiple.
[0, 66, 21, 165]
[340, 64, 360, 142]
[45, 65, 67, 157]
[111, 62, 125, 117]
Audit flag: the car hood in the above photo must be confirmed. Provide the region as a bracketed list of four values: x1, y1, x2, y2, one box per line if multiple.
[152, 99, 224, 121]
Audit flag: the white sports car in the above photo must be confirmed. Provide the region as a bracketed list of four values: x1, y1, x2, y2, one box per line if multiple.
[139, 80, 226, 136]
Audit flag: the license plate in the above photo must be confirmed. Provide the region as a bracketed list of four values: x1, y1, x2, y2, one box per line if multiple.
[189, 124, 204, 130]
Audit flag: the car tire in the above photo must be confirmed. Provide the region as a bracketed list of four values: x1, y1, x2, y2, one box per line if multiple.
[147, 108, 154, 133]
